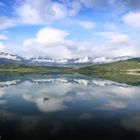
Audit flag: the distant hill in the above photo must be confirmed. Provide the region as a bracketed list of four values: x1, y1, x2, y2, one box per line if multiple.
[78, 58, 140, 74]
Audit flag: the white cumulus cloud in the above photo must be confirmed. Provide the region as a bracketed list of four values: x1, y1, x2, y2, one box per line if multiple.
[122, 12, 140, 28]
[22, 27, 77, 58]
[23, 27, 75, 48]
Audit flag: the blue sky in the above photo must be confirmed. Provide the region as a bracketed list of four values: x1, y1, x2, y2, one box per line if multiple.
[0, 0, 140, 58]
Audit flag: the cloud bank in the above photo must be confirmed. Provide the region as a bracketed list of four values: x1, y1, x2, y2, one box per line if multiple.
[0, 0, 140, 58]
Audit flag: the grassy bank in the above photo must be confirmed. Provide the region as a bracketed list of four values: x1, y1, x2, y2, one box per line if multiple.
[0, 64, 74, 74]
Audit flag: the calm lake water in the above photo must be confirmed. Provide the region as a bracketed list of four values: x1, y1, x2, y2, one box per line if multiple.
[0, 74, 140, 140]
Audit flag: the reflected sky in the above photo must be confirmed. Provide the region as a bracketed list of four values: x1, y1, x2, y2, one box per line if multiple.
[0, 74, 140, 140]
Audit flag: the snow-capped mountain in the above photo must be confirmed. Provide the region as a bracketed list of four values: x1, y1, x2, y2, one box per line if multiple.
[30, 57, 55, 63]
[28, 56, 94, 66]
[0, 52, 135, 66]
[0, 52, 23, 61]
[29, 56, 134, 66]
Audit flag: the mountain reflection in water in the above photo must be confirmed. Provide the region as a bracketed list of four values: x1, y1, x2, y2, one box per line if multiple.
[0, 74, 140, 140]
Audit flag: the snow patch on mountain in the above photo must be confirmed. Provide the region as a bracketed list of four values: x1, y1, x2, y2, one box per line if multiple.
[31, 57, 55, 63]
[30, 56, 134, 65]
[0, 52, 22, 61]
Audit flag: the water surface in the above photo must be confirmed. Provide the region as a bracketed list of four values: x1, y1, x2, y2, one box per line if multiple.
[0, 74, 140, 140]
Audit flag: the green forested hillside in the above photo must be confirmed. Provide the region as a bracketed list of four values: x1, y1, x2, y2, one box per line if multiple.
[78, 59, 140, 74]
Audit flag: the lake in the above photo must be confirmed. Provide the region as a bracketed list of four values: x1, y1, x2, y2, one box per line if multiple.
[0, 74, 140, 140]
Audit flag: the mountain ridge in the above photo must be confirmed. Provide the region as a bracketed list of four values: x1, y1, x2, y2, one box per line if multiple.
[0, 51, 136, 67]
